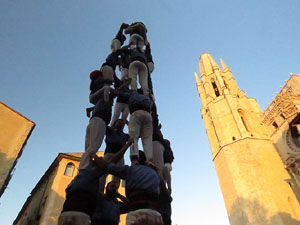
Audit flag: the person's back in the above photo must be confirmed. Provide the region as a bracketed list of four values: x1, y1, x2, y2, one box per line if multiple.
[106, 159, 160, 211]
[58, 166, 105, 225]
[128, 92, 153, 114]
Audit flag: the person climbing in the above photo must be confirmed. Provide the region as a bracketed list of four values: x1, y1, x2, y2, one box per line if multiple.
[111, 23, 129, 53]
[99, 119, 129, 193]
[102, 23, 130, 82]
[100, 52, 121, 84]
[125, 22, 148, 51]
[116, 45, 149, 95]
[110, 74, 130, 126]
[79, 74, 115, 170]
[125, 89, 154, 162]
[79, 72, 131, 170]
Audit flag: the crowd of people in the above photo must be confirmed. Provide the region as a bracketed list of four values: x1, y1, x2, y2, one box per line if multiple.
[57, 22, 175, 225]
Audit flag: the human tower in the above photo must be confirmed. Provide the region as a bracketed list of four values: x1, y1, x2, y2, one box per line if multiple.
[58, 22, 174, 225]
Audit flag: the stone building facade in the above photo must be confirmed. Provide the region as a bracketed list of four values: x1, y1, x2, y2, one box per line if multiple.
[0, 102, 35, 198]
[195, 53, 300, 225]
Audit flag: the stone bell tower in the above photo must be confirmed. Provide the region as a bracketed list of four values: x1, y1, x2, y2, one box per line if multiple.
[195, 53, 300, 225]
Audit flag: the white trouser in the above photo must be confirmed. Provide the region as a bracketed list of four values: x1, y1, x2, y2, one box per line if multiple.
[129, 110, 153, 161]
[152, 141, 164, 173]
[129, 60, 149, 95]
[121, 68, 129, 81]
[163, 163, 172, 193]
[126, 209, 163, 225]
[148, 62, 155, 74]
[111, 39, 121, 52]
[129, 33, 144, 50]
[99, 153, 125, 193]
[100, 65, 114, 82]
[58, 211, 90, 225]
[79, 117, 106, 170]
[110, 102, 130, 126]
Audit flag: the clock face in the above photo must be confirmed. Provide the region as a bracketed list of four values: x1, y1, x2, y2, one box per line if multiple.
[285, 127, 300, 154]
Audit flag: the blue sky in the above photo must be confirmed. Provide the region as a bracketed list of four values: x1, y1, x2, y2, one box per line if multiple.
[1, 0, 300, 224]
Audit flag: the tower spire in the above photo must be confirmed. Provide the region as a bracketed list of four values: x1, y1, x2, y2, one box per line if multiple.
[220, 58, 229, 72]
[194, 72, 207, 108]
[220, 58, 240, 95]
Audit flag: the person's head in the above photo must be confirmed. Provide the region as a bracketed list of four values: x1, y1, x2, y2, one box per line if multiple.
[112, 119, 125, 130]
[131, 155, 140, 166]
[137, 88, 143, 94]
[89, 70, 102, 80]
[131, 151, 146, 166]
[164, 139, 171, 146]
[106, 181, 118, 196]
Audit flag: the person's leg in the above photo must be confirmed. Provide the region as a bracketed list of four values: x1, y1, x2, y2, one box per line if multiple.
[140, 111, 153, 161]
[128, 111, 141, 158]
[100, 65, 114, 82]
[129, 34, 144, 50]
[110, 102, 123, 126]
[147, 62, 155, 74]
[129, 61, 139, 91]
[121, 68, 129, 81]
[111, 39, 121, 52]
[121, 103, 130, 122]
[79, 117, 106, 170]
[163, 163, 172, 193]
[137, 62, 149, 95]
[136, 38, 145, 52]
[148, 73, 153, 94]
[152, 141, 164, 173]
[99, 153, 115, 193]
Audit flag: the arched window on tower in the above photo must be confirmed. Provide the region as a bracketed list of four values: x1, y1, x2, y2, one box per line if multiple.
[238, 109, 251, 133]
[211, 79, 220, 97]
[64, 163, 75, 177]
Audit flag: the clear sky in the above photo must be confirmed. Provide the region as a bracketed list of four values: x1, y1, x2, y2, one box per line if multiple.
[1, 1, 300, 224]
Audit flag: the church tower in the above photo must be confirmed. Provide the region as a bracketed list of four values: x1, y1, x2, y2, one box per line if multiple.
[195, 53, 300, 225]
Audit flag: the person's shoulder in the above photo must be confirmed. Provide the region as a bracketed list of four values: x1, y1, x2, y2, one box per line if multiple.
[106, 126, 113, 132]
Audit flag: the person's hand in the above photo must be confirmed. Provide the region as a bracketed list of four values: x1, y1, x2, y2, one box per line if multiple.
[110, 88, 116, 95]
[127, 137, 134, 146]
[86, 108, 91, 118]
[93, 155, 109, 170]
[121, 23, 129, 29]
